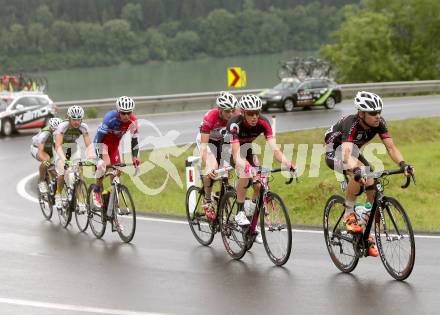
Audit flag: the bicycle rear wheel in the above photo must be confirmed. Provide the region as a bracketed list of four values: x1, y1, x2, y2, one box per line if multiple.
[323, 195, 359, 273]
[185, 186, 215, 246]
[74, 180, 89, 232]
[58, 184, 72, 228]
[87, 185, 106, 239]
[260, 192, 292, 266]
[114, 184, 136, 243]
[219, 191, 247, 260]
[375, 196, 415, 281]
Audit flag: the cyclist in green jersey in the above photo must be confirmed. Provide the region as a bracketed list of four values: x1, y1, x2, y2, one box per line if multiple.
[54, 105, 96, 209]
[30, 117, 62, 194]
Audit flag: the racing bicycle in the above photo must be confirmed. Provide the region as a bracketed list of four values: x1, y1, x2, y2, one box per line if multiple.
[87, 163, 137, 243]
[219, 166, 296, 266]
[323, 169, 416, 280]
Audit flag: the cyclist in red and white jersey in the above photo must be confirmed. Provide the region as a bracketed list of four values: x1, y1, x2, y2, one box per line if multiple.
[196, 91, 239, 221]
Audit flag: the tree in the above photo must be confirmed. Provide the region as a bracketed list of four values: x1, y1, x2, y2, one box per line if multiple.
[34, 5, 54, 27]
[103, 19, 137, 55]
[122, 3, 143, 31]
[168, 31, 200, 60]
[321, 9, 409, 82]
[145, 28, 168, 60]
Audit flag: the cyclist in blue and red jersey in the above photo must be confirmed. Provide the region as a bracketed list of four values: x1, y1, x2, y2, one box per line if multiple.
[92, 96, 141, 208]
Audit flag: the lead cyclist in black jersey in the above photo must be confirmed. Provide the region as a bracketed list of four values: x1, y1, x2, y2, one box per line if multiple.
[324, 91, 414, 256]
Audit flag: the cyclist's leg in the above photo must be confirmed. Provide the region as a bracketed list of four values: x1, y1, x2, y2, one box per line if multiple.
[31, 145, 48, 182]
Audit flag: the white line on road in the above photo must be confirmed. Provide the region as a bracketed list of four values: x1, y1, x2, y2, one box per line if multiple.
[16, 172, 39, 204]
[17, 173, 440, 240]
[0, 297, 171, 315]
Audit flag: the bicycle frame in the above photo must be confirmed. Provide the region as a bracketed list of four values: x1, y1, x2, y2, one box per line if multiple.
[248, 167, 294, 234]
[331, 169, 414, 257]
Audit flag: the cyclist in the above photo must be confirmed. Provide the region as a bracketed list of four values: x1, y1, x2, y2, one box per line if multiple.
[92, 96, 140, 208]
[324, 91, 414, 257]
[30, 117, 62, 194]
[54, 105, 96, 209]
[227, 94, 296, 229]
[196, 91, 239, 221]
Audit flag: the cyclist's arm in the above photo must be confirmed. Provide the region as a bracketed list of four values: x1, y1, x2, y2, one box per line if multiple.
[382, 137, 404, 165]
[267, 138, 295, 168]
[199, 133, 211, 162]
[231, 141, 248, 171]
[37, 143, 48, 161]
[55, 133, 66, 161]
[341, 141, 360, 170]
[83, 133, 96, 159]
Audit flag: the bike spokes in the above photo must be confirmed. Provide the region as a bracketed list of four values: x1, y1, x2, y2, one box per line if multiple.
[375, 197, 415, 281]
[185, 186, 215, 246]
[323, 195, 359, 273]
[260, 193, 292, 266]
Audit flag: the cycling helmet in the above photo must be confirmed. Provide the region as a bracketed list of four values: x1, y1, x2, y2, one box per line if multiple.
[67, 105, 84, 119]
[216, 91, 237, 110]
[354, 91, 383, 112]
[48, 117, 62, 131]
[116, 96, 135, 112]
[239, 94, 262, 110]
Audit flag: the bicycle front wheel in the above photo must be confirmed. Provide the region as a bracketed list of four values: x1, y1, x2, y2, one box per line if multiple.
[74, 180, 89, 232]
[114, 184, 136, 243]
[38, 179, 53, 220]
[219, 191, 247, 260]
[58, 184, 72, 228]
[260, 192, 292, 266]
[87, 185, 106, 239]
[375, 196, 415, 281]
[185, 186, 215, 246]
[323, 195, 359, 273]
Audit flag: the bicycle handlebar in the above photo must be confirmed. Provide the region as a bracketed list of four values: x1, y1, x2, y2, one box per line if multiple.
[369, 169, 416, 189]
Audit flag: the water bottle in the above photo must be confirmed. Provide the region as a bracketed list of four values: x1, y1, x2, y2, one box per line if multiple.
[355, 202, 372, 226]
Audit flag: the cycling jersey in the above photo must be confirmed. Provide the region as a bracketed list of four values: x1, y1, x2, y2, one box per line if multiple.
[199, 108, 238, 142]
[31, 126, 54, 154]
[94, 110, 139, 165]
[226, 114, 273, 166]
[94, 110, 138, 144]
[54, 121, 89, 143]
[324, 114, 391, 151]
[226, 114, 273, 144]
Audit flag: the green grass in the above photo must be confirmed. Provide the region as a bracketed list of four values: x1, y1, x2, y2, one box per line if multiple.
[93, 116, 440, 232]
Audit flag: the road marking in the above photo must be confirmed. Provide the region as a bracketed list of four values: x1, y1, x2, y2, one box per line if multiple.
[16, 172, 39, 204]
[17, 173, 440, 239]
[0, 297, 171, 315]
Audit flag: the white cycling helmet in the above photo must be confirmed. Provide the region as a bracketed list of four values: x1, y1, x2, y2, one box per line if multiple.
[67, 105, 84, 119]
[354, 91, 383, 112]
[239, 94, 262, 110]
[116, 96, 135, 112]
[216, 91, 237, 110]
[48, 117, 62, 131]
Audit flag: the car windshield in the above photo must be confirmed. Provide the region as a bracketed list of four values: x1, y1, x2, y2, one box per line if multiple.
[273, 80, 300, 90]
[0, 98, 12, 110]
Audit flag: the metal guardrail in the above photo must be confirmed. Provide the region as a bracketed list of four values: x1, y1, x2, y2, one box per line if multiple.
[56, 80, 440, 114]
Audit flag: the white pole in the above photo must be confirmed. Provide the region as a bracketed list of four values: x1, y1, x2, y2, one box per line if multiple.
[271, 115, 276, 136]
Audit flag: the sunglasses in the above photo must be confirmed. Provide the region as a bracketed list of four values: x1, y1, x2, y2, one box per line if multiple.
[367, 111, 382, 116]
[120, 112, 132, 116]
[244, 110, 260, 117]
[221, 109, 233, 114]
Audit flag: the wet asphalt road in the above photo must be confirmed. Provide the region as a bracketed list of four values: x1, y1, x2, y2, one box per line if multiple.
[1, 95, 440, 314]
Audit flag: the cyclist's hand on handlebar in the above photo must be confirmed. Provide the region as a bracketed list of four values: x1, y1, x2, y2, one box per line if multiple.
[399, 161, 414, 177]
[42, 160, 51, 167]
[244, 162, 256, 178]
[353, 167, 367, 185]
[207, 169, 217, 180]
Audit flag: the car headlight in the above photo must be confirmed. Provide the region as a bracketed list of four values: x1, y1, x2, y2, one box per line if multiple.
[271, 95, 282, 101]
